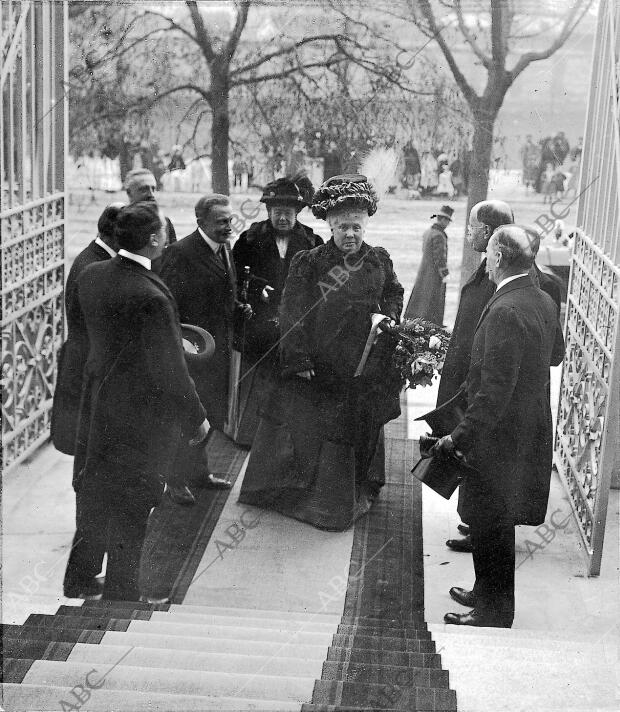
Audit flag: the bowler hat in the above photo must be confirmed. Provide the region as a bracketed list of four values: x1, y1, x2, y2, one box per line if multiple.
[432, 205, 454, 221]
[181, 323, 215, 366]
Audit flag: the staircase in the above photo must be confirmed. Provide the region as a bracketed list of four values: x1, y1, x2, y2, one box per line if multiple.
[2, 599, 456, 711]
[429, 624, 619, 712]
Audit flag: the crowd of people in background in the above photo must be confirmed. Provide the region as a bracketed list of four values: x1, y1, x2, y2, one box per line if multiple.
[520, 131, 583, 202]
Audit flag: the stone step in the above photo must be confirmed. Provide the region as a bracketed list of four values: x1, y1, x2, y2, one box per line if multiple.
[326, 647, 443, 669]
[0, 684, 301, 711]
[432, 630, 615, 655]
[428, 622, 618, 643]
[56, 641, 326, 678]
[24, 614, 335, 646]
[54, 607, 429, 637]
[80, 600, 344, 622]
[7, 626, 331, 659]
[438, 652, 618, 686]
[55, 606, 342, 633]
[311, 679, 457, 711]
[330, 634, 436, 653]
[321, 660, 450, 688]
[9, 658, 317, 702]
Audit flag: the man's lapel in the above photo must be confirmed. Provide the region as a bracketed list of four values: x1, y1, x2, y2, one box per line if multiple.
[189, 230, 228, 281]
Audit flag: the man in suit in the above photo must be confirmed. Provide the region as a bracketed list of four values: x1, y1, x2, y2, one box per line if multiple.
[63, 201, 209, 601]
[160, 195, 251, 504]
[435, 226, 565, 627]
[52, 203, 123, 457]
[440, 200, 562, 553]
[125, 168, 176, 246]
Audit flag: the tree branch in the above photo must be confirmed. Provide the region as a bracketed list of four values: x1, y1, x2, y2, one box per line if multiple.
[411, 0, 479, 107]
[231, 57, 349, 87]
[142, 9, 198, 44]
[231, 33, 344, 77]
[225, 0, 250, 59]
[186, 0, 215, 64]
[454, 0, 491, 69]
[508, 0, 593, 80]
[490, 1, 507, 67]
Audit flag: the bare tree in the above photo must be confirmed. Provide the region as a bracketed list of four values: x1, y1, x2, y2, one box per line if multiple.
[71, 0, 433, 194]
[408, 0, 593, 282]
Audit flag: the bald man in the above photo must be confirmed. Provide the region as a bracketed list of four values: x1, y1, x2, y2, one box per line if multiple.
[435, 226, 565, 627]
[439, 200, 562, 553]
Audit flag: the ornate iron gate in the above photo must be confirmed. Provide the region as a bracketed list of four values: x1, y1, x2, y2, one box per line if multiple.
[554, 0, 620, 576]
[1, 1, 68, 469]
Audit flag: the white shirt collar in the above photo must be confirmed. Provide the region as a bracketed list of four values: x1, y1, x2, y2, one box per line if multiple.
[118, 249, 152, 271]
[95, 236, 116, 258]
[496, 273, 527, 292]
[198, 226, 226, 255]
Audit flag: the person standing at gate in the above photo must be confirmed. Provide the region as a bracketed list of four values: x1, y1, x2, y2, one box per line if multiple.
[159, 195, 251, 504]
[404, 205, 453, 325]
[63, 202, 209, 601]
[434, 226, 565, 627]
[52, 203, 123, 459]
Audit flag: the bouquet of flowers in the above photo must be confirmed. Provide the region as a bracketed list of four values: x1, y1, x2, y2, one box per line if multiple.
[390, 318, 452, 390]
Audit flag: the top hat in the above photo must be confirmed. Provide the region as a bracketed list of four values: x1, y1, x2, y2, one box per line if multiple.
[261, 176, 313, 208]
[432, 205, 454, 221]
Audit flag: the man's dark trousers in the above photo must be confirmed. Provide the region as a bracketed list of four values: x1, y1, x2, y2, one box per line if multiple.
[470, 521, 515, 626]
[64, 469, 157, 600]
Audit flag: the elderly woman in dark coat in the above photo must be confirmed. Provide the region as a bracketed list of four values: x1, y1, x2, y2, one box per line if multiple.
[238, 174, 404, 531]
[230, 176, 323, 445]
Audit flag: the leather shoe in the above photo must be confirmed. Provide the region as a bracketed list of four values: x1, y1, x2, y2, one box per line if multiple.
[165, 484, 196, 505]
[449, 586, 477, 607]
[446, 535, 473, 553]
[140, 595, 170, 605]
[64, 578, 103, 600]
[457, 523, 470, 536]
[203, 473, 232, 489]
[444, 609, 512, 628]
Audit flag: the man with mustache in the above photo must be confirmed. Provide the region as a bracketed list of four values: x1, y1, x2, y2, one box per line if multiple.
[124, 168, 176, 248]
[160, 195, 251, 503]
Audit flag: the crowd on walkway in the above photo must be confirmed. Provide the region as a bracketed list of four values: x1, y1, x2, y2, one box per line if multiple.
[52, 163, 565, 630]
[520, 131, 583, 202]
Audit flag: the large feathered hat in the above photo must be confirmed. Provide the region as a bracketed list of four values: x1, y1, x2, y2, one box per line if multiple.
[311, 173, 378, 220]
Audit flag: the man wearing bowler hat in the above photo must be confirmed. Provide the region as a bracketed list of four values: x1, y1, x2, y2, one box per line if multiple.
[404, 205, 454, 324]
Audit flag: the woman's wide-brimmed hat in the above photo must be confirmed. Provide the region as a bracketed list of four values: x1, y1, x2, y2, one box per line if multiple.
[261, 174, 314, 209]
[431, 205, 454, 221]
[311, 173, 378, 220]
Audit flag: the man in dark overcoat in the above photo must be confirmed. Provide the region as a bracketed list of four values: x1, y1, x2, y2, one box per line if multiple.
[52, 203, 123, 457]
[403, 205, 453, 325]
[438, 201, 562, 554]
[160, 195, 250, 503]
[62, 202, 208, 601]
[434, 226, 565, 627]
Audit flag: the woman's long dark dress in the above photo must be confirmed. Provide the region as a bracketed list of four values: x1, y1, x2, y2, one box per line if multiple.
[238, 239, 404, 531]
[231, 219, 323, 446]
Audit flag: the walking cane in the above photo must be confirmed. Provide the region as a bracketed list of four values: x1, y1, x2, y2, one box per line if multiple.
[225, 266, 251, 441]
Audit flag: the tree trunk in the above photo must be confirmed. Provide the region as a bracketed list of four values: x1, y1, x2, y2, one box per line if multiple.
[210, 67, 230, 195]
[459, 109, 497, 288]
